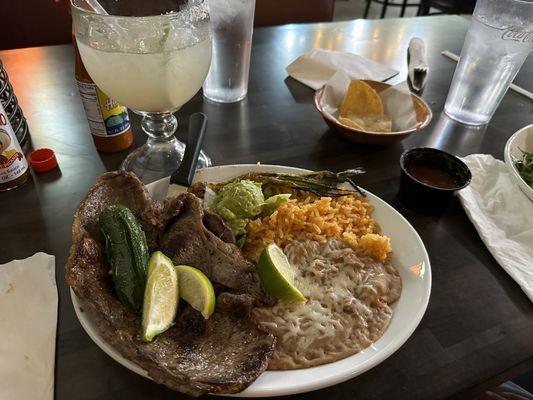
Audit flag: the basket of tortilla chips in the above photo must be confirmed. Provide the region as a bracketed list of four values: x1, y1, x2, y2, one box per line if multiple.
[314, 75, 432, 145]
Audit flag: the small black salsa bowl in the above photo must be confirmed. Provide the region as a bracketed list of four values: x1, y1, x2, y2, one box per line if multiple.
[399, 147, 472, 207]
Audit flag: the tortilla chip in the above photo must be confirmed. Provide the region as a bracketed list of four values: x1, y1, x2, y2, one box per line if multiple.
[339, 80, 384, 117]
[339, 116, 365, 130]
[346, 114, 392, 133]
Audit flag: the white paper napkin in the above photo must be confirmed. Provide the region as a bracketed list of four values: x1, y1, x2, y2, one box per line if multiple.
[286, 48, 399, 90]
[0, 253, 57, 400]
[407, 37, 428, 91]
[457, 154, 533, 302]
[319, 70, 418, 131]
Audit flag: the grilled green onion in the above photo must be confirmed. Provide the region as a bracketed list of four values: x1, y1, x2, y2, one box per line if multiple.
[237, 169, 366, 197]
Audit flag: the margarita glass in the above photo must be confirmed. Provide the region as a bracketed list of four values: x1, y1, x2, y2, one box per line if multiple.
[72, 0, 212, 183]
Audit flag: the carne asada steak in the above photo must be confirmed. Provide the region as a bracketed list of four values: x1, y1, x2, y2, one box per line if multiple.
[160, 193, 263, 302]
[202, 212, 236, 244]
[66, 172, 275, 396]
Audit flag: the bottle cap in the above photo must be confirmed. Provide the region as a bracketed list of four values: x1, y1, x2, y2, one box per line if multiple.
[29, 148, 58, 172]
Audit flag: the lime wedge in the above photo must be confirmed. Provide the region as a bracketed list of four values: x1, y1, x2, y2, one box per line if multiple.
[147, 250, 171, 276]
[257, 243, 306, 302]
[142, 252, 179, 342]
[175, 265, 215, 319]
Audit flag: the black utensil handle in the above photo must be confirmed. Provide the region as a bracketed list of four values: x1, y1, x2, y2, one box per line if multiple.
[170, 112, 208, 187]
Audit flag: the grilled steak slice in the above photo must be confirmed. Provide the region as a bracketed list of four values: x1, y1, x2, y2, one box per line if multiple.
[67, 237, 275, 396]
[203, 213, 236, 244]
[186, 182, 236, 244]
[217, 292, 255, 316]
[188, 181, 207, 199]
[66, 172, 275, 396]
[71, 171, 162, 251]
[160, 193, 263, 302]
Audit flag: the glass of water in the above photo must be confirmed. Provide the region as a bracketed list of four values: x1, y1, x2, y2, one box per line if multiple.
[203, 0, 256, 103]
[444, 0, 533, 126]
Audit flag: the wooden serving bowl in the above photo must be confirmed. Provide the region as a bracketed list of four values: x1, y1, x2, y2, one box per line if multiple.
[314, 80, 433, 146]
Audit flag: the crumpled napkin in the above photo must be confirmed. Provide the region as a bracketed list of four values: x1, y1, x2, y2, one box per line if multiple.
[286, 48, 399, 90]
[457, 154, 533, 302]
[0, 253, 57, 400]
[320, 70, 418, 131]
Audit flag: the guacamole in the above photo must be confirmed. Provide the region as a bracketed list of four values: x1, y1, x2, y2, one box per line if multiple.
[209, 180, 289, 235]
[210, 180, 265, 234]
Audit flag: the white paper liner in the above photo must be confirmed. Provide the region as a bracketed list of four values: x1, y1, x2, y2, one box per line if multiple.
[319, 70, 419, 132]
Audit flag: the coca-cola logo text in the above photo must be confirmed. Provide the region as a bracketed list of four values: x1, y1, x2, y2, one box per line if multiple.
[501, 27, 533, 43]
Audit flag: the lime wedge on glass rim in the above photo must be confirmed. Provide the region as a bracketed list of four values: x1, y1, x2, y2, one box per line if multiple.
[142, 251, 179, 342]
[175, 265, 215, 319]
[257, 243, 306, 302]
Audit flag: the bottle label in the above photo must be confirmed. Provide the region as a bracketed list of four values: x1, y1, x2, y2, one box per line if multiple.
[0, 107, 28, 184]
[76, 80, 131, 138]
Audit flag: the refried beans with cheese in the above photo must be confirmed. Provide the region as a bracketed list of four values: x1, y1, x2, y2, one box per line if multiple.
[252, 238, 401, 370]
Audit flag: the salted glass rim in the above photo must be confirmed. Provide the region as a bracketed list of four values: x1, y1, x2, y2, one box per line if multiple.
[70, 0, 208, 20]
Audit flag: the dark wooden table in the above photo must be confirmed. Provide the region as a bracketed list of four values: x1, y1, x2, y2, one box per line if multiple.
[1, 15, 532, 400]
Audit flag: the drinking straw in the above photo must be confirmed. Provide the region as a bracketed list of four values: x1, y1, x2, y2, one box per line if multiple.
[85, 0, 108, 14]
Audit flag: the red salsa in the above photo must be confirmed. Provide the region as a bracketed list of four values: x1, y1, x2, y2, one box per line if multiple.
[406, 164, 457, 189]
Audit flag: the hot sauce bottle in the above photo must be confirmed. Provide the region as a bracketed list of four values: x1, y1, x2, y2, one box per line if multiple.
[0, 102, 29, 191]
[74, 39, 133, 153]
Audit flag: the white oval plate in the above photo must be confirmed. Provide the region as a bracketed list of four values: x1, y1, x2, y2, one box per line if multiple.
[70, 164, 432, 397]
[504, 123, 533, 202]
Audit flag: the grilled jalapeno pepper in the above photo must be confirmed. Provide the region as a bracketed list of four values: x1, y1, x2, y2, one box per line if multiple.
[99, 204, 149, 312]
